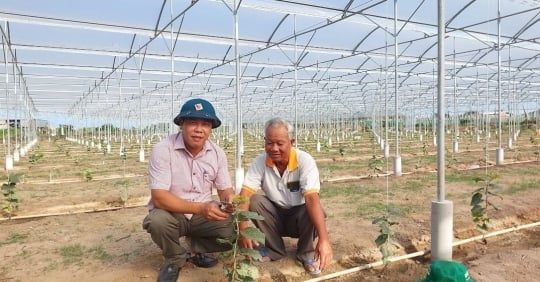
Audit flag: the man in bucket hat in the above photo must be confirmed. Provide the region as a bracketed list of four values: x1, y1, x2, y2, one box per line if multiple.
[143, 98, 235, 282]
[418, 260, 476, 282]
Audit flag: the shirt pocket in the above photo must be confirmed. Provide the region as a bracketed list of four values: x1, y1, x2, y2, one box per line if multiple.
[286, 181, 300, 192]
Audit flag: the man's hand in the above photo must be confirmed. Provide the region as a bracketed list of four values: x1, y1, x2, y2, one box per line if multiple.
[202, 201, 231, 221]
[219, 201, 235, 213]
[238, 236, 259, 249]
[314, 239, 333, 271]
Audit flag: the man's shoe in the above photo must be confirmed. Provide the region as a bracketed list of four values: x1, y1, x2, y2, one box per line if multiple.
[187, 253, 218, 268]
[157, 263, 180, 282]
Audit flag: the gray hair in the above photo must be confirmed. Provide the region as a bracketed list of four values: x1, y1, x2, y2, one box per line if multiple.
[264, 117, 295, 140]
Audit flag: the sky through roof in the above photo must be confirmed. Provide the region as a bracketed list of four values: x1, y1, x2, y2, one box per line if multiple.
[1, 0, 539, 128]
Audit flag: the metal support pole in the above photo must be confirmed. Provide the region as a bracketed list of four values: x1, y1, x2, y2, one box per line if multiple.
[233, 0, 244, 193]
[170, 0, 175, 135]
[3, 24, 14, 171]
[384, 32, 390, 158]
[496, 0, 504, 165]
[294, 15, 298, 147]
[432, 0, 453, 261]
[393, 0, 402, 176]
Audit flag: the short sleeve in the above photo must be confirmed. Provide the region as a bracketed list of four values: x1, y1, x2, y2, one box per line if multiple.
[242, 154, 266, 192]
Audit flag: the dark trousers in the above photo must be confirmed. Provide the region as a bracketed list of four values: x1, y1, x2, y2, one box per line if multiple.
[249, 194, 316, 261]
[142, 208, 233, 266]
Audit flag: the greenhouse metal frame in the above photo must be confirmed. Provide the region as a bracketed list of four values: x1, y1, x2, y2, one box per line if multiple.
[0, 0, 538, 129]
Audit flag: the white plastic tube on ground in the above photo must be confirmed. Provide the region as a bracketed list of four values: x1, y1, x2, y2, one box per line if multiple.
[304, 221, 540, 282]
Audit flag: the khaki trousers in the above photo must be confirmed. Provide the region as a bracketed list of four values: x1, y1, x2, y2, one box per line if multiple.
[142, 208, 233, 266]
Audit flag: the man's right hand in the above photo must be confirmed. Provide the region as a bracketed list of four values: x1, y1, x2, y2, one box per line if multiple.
[201, 201, 231, 221]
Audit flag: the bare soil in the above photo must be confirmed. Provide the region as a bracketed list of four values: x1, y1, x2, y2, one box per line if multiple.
[1, 134, 540, 282]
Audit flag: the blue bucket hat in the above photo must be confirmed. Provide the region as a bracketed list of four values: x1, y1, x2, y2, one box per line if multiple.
[173, 98, 221, 129]
[418, 260, 476, 282]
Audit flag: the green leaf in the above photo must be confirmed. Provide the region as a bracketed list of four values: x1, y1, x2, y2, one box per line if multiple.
[470, 205, 484, 217]
[470, 192, 483, 206]
[236, 262, 259, 281]
[220, 249, 233, 258]
[375, 234, 388, 247]
[372, 216, 386, 225]
[380, 224, 393, 235]
[387, 205, 402, 216]
[8, 174, 21, 184]
[237, 210, 265, 221]
[239, 248, 262, 260]
[240, 227, 265, 244]
[472, 216, 484, 223]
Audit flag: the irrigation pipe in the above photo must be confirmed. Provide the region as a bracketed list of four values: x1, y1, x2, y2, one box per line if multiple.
[0, 203, 147, 222]
[304, 220, 540, 282]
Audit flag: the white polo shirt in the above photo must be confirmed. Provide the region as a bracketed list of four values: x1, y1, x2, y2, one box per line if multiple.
[242, 148, 320, 208]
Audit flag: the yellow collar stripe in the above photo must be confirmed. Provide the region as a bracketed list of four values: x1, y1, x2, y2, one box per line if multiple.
[265, 148, 299, 171]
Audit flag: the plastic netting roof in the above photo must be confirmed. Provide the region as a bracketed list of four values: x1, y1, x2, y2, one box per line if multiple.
[1, 0, 539, 127]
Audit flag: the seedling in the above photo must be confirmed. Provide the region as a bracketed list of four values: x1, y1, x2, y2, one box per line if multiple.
[530, 135, 540, 161]
[29, 152, 44, 164]
[120, 148, 127, 178]
[415, 143, 429, 169]
[2, 173, 22, 219]
[368, 155, 384, 177]
[372, 214, 399, 264]
[470, 172, 503, 233]
[82, 169, 93, 181]
[218, 195, 265, 282]
[323, 142, 330, 153]
[115, 179, 132, 208]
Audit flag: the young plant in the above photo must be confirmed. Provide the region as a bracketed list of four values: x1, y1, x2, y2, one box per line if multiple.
[323, 142, 330, 153]
[219, 195, 265, 282]
[120, 148, 127, 178]
[368, 155, 384, 178]
[115, 179, 132, 208]
[530, 135, 540, 161]
[82, 169, 93, 181]
[415, 143, 429, 170]
[2, 173, 21, 219]
[29, 151, 44, 164]
[470, 172, 503, 233]
[372, 214, 399, 264]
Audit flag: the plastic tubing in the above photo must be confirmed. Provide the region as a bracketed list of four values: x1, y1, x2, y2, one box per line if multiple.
[304, 220, 540, 282]
[0, 203, 147, 222]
